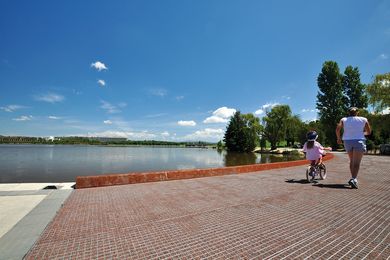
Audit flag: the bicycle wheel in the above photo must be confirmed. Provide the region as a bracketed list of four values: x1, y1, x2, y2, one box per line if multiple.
[306, 166, 313, 182]
[319, 163, 327, 180]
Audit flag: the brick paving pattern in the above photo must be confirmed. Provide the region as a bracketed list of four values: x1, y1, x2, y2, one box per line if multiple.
[25, 153, 390, 259]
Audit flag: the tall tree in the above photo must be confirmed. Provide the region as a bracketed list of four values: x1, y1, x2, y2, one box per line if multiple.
[242, 113, 262, 149]
[285, 115, 303, 147]
[316, 61, 346, 148]
[224, 111, 245, 152]
[343, 66, 368, 109]
[262, 105, 292, 150]
[224, 112, 261, 152]
[366, 72, 390, 113]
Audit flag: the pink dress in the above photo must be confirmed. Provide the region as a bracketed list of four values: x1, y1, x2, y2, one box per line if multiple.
[303, 141, 324, 161]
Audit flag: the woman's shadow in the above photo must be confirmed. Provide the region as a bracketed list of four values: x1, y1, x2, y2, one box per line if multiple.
[313, 183, 351, 189]
[285, 179, 351, 189]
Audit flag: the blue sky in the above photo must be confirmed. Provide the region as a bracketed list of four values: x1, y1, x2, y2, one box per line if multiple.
[1, 0, 389, 142]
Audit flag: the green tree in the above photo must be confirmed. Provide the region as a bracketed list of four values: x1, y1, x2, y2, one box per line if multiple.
[285, 115, 302, 147]
[224, 111, 261, 152]
[260, 138, 267, 150]
[242, 113, 262, 148]
[366, 72, 390, 113]
[262, 105, 292, 150]
[316, 61, 346, 148]
[297, 120, 325, 146]
[224, 111, 246, 152]
[343, 66, 368, 109]
[366, 113, 390, 145]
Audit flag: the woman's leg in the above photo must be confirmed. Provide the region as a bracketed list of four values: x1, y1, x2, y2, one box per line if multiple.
[347, 151, 354, 175]
[350, 151, 364, 179]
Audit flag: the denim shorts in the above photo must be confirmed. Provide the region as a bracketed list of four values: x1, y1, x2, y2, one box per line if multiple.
[344, 140, 367, 152]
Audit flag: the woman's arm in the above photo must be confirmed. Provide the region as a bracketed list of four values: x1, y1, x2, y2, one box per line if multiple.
[364, 120, 372, 136]
[336, 120, 343, 144]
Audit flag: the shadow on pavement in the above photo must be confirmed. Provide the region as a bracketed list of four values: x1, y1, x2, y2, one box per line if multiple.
[313, 183, 351, 189]
[285, 179, 311, 184]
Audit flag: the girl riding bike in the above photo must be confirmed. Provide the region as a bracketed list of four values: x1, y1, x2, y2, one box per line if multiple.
[303, 131, 332, 181]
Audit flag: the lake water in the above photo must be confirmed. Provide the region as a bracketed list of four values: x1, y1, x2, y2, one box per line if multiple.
[0, 144, 303, 183]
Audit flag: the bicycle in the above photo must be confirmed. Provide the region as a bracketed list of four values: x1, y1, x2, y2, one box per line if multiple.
[306, 162, 327, 182]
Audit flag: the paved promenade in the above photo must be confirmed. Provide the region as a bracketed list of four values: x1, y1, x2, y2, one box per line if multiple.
[14, 154, 390, 258]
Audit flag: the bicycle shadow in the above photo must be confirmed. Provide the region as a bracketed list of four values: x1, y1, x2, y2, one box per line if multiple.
[285, 179, 314, 184]
[313, 183, 351, 189]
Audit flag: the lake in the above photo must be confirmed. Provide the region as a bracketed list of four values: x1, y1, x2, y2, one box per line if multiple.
[0, 144, 303, 183]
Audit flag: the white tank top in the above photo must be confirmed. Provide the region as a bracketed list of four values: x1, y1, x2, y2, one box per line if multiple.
[342, 116, 367, 140]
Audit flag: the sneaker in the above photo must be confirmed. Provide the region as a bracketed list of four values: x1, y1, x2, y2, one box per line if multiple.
[348, 179, 358, 189]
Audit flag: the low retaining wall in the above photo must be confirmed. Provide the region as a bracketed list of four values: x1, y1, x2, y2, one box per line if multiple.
[76, 153, 334, 189]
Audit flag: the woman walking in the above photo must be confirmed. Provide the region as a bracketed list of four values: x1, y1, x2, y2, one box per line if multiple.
[336, 107, 372, 189]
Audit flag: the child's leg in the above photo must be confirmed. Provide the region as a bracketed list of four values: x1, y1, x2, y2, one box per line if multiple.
[318, 155, 323, 165]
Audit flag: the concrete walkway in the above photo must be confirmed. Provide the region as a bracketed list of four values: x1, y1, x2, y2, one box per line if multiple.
[4, 153, 390, 259]
[0, 183, 74, 260]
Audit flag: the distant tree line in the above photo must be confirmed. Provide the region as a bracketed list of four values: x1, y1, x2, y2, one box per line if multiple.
[0, 136, 216, 147]
[223, 61, 389, 152]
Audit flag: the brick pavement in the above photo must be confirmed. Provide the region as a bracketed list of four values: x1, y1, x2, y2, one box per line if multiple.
[25, 153, 390, 259]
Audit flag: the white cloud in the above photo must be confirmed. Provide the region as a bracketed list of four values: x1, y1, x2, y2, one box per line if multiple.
[13, 115, 33, 121]
[255, 103, 279, 115]
[213, 107, 236, 118]
[129, 131, 157, 140]
[0, 105, 25, 112]
[35, 93, 65, 103]
[149, 88, 167, 97]
[184, 128, 224, 141]
[203, 107, 236, 124]
[97, 79, 106, 87]
[203, 116, 228, 123]
[103, 120, 113, 125]
[262, 102, 279, 110]
[379, 53, 388, 60]
[100, 100, 121, 114]
[178, 120, 197, 126]
[161, 131, 170, 137]
[86, 130, 156, 140]
[176, 96, 184, 100]
[254, 109, 264, 115]
[91, 61, 108, 71]
[87, 131, 128, 138]
[48, 116, 61, 120]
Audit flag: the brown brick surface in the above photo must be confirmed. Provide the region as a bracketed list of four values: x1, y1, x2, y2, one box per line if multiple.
[26, 153, 389, 259]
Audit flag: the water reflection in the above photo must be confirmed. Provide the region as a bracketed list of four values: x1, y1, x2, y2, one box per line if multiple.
[0, 145, 303, 183]
[224, 151, 258, 166]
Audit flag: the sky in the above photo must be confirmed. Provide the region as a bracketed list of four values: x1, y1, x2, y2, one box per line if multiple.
[1, 0, 389, 142]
